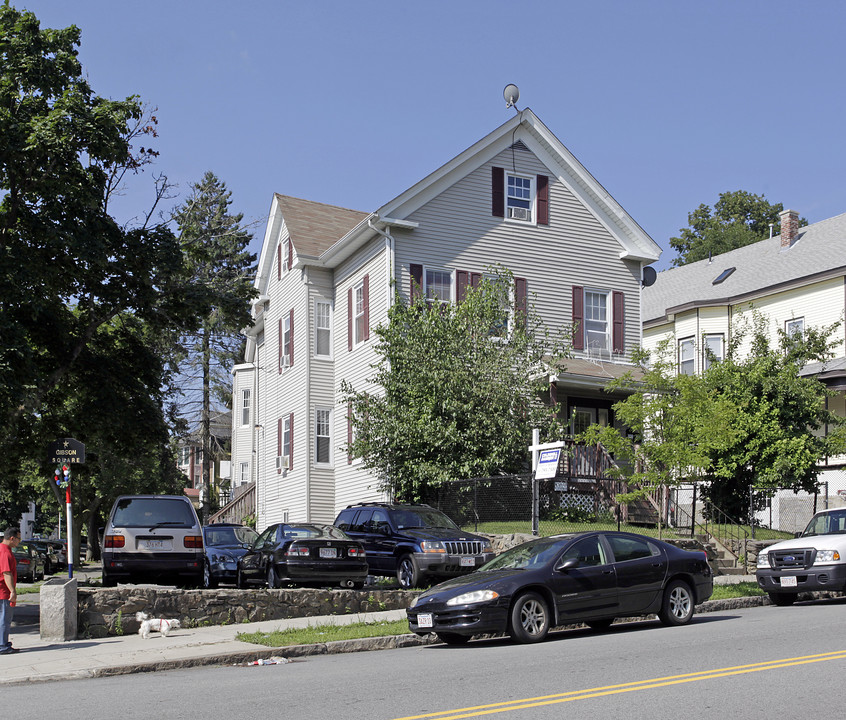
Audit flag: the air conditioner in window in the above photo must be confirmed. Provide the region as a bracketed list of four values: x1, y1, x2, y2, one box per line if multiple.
[279, 355, 290, 369]
[276, 456, 289, 470]
[509, 206, 530, 221]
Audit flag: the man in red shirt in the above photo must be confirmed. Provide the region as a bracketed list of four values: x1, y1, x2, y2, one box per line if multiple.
[0, 526, 21, 654]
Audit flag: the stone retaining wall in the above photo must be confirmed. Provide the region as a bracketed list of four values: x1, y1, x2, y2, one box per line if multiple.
[78, 586, 417, 638]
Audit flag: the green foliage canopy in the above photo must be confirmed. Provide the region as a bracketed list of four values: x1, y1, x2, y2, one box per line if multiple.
[343, 270, 570, 501]
[669, 190, 806, 267]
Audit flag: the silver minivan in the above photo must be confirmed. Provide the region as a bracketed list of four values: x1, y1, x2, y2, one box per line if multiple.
[102, 495, 204, 587]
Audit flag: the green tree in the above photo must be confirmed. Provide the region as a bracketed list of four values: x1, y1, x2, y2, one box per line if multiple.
[577, 339, 740, 530]
[669, 191, 807, 267]
[343, 270, 570, 501]
[0, 6, 209, 537]
[700, 312, 846, 520]
[173, 172, 256, 523]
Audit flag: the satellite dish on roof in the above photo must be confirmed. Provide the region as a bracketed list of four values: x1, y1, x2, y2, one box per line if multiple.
[503, 84, 520, 109]
[642, 266, 657, 287]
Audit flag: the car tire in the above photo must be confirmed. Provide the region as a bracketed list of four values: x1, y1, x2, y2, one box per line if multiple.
[352, 581, 365, 590]
[658, 579, 695, 626]
[102, 571, 117, 588]
[585, 618, 614, 631]
[267, 564, 280, 589]
[509, 592, 550, 644]
[437, 632, 471, 646]
[203, 561, 217, 589]
[396, 554, 421, 589]
[767, 592, 796, 606]
[236, 567, 246, 589]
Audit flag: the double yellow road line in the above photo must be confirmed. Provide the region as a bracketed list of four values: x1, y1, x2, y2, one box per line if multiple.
[394, 650, 846, 720]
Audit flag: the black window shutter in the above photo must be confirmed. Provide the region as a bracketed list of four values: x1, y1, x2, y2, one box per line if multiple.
[410, 264, 423, 302]
[457, 270, 469, 303]
[289, 412, 294, 471]
[278, 318, 283, 373]
[289, 308, 294, 366]
[492, 166, 504, 217]
[277, 244, 281, 280]
[572, 286, 584, 350]
[362, 274, 370, 341]
[536, 175, 549, 225]
[613, 291, 625, 354]
[277, 417, 282, 473]
[347, 287, 352, 352]
[514, 277, 527, 327]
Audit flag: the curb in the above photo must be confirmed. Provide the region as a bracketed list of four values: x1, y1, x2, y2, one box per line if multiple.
[6, 592, 839, 685]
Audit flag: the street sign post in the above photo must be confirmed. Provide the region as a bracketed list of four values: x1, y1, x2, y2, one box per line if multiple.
[48, 438, 85, 578]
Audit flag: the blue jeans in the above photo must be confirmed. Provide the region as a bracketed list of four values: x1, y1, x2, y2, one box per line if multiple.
[0, 599, 12, 650]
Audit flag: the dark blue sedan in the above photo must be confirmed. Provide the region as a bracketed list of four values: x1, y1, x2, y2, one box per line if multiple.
[407, 531, 713, 645]
[202, 523, 259, 588]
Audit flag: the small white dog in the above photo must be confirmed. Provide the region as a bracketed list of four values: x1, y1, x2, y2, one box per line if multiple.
[135, 611, 181, 639]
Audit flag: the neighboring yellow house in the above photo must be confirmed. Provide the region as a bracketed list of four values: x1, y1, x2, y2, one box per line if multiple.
[642, 209, 846, 528]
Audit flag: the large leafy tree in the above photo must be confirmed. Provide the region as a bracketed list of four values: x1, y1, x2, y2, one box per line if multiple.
[700, 313, 846, 520]
[343, 270, 571, 501]
[173, 172, 256, 523]
[0, 6, 207, 539]
[578, 340, 740, 530]
[669, 190, 806, 267]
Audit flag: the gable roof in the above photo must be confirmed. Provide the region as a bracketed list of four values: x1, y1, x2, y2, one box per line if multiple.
[375, 107, 661, 263]
[643, 212, 846, 325]
[275, 194, 369, 259]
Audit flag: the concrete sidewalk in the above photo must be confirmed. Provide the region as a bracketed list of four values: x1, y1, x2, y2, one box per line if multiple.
[1, 574, 763, 686]
[2, 605, 416, 685]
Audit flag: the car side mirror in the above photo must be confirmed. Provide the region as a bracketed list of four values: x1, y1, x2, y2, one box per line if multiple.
[556, 557, 580, 572]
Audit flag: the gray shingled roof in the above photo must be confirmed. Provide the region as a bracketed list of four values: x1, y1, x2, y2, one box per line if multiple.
[643, 212, 846, 324]
[275, 194, 369, 258]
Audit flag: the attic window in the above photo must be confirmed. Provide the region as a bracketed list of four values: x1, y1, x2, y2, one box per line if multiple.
[712, 267, 736, 285]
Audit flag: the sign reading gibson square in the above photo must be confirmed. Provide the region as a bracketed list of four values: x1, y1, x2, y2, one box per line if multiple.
[48, 438, 86, 465]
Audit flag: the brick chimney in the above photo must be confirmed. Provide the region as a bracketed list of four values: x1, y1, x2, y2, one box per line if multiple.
[779, 209, 799, 248]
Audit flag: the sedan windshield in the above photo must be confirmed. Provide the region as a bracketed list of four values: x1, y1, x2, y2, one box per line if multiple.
[479, 536, 574, 571]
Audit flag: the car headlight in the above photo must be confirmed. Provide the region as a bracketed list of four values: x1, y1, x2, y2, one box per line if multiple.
[757, 553, 770, 568]
[420, 541, 446, 554]
[815, 550, 841, 564]
[409, 595, 420, 609]
[481, 540, 493, 553]
[445, 589, 499, 606]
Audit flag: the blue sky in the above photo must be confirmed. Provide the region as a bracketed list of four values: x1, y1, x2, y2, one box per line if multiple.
[18, 1, 846, 270]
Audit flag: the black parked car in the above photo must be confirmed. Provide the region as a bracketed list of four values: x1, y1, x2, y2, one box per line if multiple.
[202, 523, 259, 588]
[334, 503, 495, 589]
[28, 540, 60, 575]
[407, 531, 713, 645]
[14, 542, 46, 583]
[237, 523, 368, 589]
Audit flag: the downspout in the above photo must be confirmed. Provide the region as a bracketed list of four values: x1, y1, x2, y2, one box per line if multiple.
[303, 267, 312, 522]
[368, 218, 395, 310]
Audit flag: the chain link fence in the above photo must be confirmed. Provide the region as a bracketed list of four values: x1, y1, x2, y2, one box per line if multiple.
[415, 474, 663, 538]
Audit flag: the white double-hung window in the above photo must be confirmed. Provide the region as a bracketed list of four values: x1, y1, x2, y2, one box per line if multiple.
[315, 300, 331, 357]
[506, 173, 533, 222]
[240, 388, 251, 426]
[679, 337, 695, 375]
[584, 290, 610, 352]
[703, 334, 724, 371]
[425, 268, 453, 305]
[315, 408, 332, 465]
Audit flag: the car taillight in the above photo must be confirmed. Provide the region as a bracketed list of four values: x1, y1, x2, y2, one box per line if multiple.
[104, 535, 125, 549]
[286, 545, 310, 557]
[348, 547, 365, 557]
[183, 536, 203, 549]
[18, 558, 30, 565]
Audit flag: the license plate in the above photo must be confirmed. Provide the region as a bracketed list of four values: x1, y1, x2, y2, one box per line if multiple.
[780, 576, 797, 587]
[319, 547, 337, 559]
[460, 556, 475, 567]
[140, 539, 170, 551]
[417, 613, 433, 628]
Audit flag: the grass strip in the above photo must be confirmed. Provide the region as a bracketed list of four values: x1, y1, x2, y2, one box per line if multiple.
[710, 581, 765, 599]
[237, 619, 412, 647]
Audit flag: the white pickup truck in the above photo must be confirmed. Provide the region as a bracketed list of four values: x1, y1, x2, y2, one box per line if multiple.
[756, 507, 846, 605]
